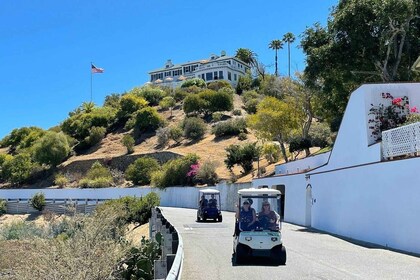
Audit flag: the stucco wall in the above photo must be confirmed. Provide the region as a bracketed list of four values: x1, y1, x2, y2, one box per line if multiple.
[309, 157, 420, 255]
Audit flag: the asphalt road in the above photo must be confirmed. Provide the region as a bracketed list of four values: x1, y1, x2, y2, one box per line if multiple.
[160, 207, 420, 280]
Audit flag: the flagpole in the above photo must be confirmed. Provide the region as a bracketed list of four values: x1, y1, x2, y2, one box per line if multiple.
[90, 62, 93, 102]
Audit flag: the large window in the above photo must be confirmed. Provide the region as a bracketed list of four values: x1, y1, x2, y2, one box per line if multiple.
[214, 71, 218, 80]
[206, 72, 213, 81]
[219, 71, 224, 79]
[228, 72, 232, 81]
[201, 74, 205, 80]
[234, 74, 237, 81]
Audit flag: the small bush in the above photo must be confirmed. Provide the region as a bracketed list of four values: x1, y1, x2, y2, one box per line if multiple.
[32, 131, 70, 166]
[85, 126, 106, 146]
[169, 126, 183, 144]
[181, 78, 206, 88]
[125, 157, 160, 185]
[0, 200, 6, 216]
[117, 94, 149, 124]
[151, 154, 199, 189]
[182, 117, 206, 140]
[156, 127, 170, 147]
[173, 88, 188, 102]
[207, 80, 232, 91]
[262, 143, 281, 164]
[159, 96, 176, 110]
[137, 87, 166, 106]
[30, 192, 46, 211]
[244, 98, 259, 114]
[122, 134, 135, 154]
[0, 221, 44, 240]
[212, 118, 247, 138]
[403, 113, 420, 125]
[238, 132, 247, 141]
[196, 160, 219, 185]
[212, 112, 223, 122]
[183, 94, 205, 115]
[199, 89, 233, 114]
[242, 90, 260, 103]
[80, 161, 113, 188]
[54, 173, 69, 188]
[232, 109, 242, 116]
[134, 107, 164, 132]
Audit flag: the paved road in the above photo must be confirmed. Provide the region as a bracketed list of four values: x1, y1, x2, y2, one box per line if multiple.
[160, 207, 420, 280]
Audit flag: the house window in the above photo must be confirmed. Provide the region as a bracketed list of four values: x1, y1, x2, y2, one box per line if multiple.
[214, 71, 218, 80]
[219, 71, 224, 79]
[206, 72, 213, 81]
[201, 74, 205, 80]
[228, 72, 232, 81]
[234, 74, 237, 81]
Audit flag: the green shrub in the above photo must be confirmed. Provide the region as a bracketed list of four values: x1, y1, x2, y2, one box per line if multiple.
[134, 107, 164, 133]
[54, 173, 69, 188]
[309, 122, 333, 148]
[244, 98, 259, 114]
[125, 157, 160, 185]
[173, 88, 189, 102]
[238, 132, 247, 141]
[242, 90, 260, 103]
[225, 143, 259, 173]
[212, 118, 247, 138]
[0, 200, 6, 216]
[80, 161, 113, 188]
[0, 127, 44, 151]
[151, 154, 199, 188]
[169, 126, 183, 144]
[289, 137, 312, 154]
[182, 117, 206, 140]
[122, 134, 135, 154]
[232, 109, 242, 116]
[1, 153, 35, 185]
[181, 78, 206, 88]
[0, 221, 44, 240]
[403, 113, 420, 125]
[183, 94, 206, 115]
[159, 96, 176, 110]
[117, 94, 149, 124]
[137, 86, 166, 106]
[262, 143, 280, 164]
[103, 93, 121, 109]
[236, 74, 252, 94]
[30, 192, 46, 211]
[156, 127, 170, 147]
[207, 80, 232, 91]
[196, 160, 218, 185]
[212, 112, 223, 122]
[32, 132, 70, 166]
[199, 89, 233, 114]
[86, 126, 107, 146]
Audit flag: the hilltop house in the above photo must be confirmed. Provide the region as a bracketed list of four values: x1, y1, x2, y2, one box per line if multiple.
[148, 51, 250, 87]
[252, 83, 420, 255]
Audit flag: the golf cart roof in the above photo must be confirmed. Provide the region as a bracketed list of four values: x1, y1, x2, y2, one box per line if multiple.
[238, 188, 281, 196]
[199, 188, 220, 194]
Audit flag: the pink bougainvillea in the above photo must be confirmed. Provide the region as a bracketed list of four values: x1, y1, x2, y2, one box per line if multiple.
[392, 97, 402, 105]
[410, 106, 419, 113]
[187, 163, 200, 178]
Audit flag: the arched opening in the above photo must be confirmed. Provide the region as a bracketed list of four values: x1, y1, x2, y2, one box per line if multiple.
[305, 184, 312, 227]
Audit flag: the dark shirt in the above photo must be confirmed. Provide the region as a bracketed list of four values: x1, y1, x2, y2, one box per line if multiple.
[239, 207, 255, 231]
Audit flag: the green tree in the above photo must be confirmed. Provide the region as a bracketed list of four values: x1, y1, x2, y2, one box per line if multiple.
[103, 93, 121, 109]
[125, 157, 160, 185]
[235, 48, 257, 66]
[247, 97, 299, 162]
[1, 153, 35, 185]
[282, 32, 295, 77]
[117, 94, 149, 124]
[32, 132, 70, 166]
[183, 94, 206, 115]
[181, 78, 206, 89]
[301, 0, 420, 124]
[199, 89, 233, 114]
[268, 39, 284, 77]
[182, 117, 206, 140]
[137, 86, 166, 106]
[159, 96, 176, 116]
[122, 134, 135, 154]
[224, 142, 259, 174]
[134, 107, 164, 133]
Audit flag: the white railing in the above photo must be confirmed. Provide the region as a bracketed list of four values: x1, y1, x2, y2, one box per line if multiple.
[382, 122, 420, 159]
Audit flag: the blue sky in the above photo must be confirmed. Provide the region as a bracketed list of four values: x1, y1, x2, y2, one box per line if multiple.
[0, 0, 337, 139]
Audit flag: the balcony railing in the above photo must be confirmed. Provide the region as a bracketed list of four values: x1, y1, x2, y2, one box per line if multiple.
[381, 122, 420, 159]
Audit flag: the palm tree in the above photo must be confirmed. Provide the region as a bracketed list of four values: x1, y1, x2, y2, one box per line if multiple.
[282, 32, 296, 78]
[81, 101, 95, 113]
[235, 48, 257, 67]
[268, 40, 284, 76]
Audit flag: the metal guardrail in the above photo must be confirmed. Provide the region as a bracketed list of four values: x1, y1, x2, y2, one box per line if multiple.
[151, 207, 184, 280]
[382, 122, 420, 159]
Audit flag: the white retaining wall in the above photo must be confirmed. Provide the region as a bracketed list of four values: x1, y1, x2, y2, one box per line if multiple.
[309, 157, 420, 255]
[0, 182, 252, 213]
[275, 152, 331, 175]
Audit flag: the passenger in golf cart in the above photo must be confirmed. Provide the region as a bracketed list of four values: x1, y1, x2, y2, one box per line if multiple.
[196, 189, 223, 222]
[258, 201, 279, 231]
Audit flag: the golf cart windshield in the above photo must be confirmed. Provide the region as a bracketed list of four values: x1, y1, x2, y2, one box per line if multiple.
[198, 190, 220, 209]
[238, 195, 280, 232]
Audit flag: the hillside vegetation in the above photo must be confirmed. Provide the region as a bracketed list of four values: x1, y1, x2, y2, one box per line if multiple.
[0, 77, 332, 189]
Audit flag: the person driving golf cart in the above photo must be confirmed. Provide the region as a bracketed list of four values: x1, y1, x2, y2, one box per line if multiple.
[209, 194, 218, 208]
[196, 189, 222, 222]
[235, 199, 256, 235]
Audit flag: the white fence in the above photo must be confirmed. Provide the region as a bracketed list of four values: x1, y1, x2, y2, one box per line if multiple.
[382, 122, 420, 159]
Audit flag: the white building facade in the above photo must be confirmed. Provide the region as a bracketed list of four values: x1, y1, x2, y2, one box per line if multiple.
[252, 83, 420, 255]
[148, 51, 250, 88]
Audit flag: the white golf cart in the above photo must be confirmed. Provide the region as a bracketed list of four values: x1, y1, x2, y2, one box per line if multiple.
[197, 188, 222, 222]
[233, 188, 286, 265]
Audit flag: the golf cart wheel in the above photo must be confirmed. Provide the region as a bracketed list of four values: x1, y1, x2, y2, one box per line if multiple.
[203, 216, 207, 222]
[218, 215, 223, 222]
[272, 245, 286, 265]
[196, 213, 201, 222]
[235, 244, 247, 264]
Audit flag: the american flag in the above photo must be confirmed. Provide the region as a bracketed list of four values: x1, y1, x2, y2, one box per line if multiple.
[91, 64, 104, 74]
